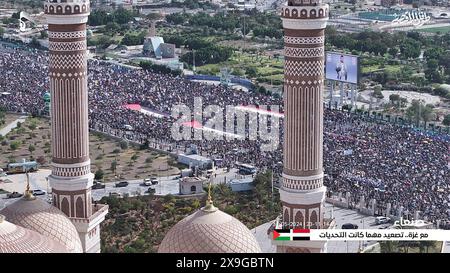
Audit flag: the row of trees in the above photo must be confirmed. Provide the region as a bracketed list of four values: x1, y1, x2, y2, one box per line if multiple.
[180, 45, 233, 66]
[424, 47, 450, 84]
[326, 28, 423, 58]
[166, 11, 282, 39]
[88, 7, 137, 26]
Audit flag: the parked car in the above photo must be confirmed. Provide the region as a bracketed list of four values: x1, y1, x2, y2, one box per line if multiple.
[141, 178, 152, 186]
[92, 182, 106, 190]
[32, 189, 46, 196]
[7, 192, 23, 199]
[150, 177, 158, 185]
[375, 216, 390, 225]
[146, 187, 156, 194]
[115, 181, 129, 188]
[109, 192, 121, 198]
[342, 223, 358, 229]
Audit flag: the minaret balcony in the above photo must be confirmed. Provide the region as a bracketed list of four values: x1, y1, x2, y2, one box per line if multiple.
[44, 0, 90, 16]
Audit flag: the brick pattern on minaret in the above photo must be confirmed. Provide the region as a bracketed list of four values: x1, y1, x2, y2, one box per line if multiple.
[279, 0, 329, 252]
[44, 0, 108, 253]
[45, 0, 92, 219]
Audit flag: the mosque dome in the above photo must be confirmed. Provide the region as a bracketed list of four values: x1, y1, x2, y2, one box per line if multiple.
[0, 193, 83, 253]
[158, 190, 261, 253]
[0, 215, 67, 253]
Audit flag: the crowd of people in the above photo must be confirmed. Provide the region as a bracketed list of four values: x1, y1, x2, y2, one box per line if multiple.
[0, 45, 449, 224]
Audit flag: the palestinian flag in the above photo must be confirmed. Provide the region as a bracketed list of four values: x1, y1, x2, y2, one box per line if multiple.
[273, 229, 310, 241]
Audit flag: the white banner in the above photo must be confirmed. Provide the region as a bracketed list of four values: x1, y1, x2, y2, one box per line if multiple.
[310, 229, 450, 241]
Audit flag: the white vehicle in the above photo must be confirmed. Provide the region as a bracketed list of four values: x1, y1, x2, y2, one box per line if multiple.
[375, 216, 390, 225]
[142, 178, 152, 186]
[32, 189, 46, 196]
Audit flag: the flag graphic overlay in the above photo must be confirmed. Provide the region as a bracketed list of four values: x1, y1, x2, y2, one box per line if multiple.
[273, 229, 310, 241]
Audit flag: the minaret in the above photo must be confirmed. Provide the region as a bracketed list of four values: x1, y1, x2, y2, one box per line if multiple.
[44, 0, 108, 253]
[274, 0, 331, 253]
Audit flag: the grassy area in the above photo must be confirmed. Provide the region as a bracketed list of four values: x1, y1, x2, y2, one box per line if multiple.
[0, 115, 180, 182]
[362, 64, 404, 74]
[196, 51, 284, 85]
[418, 26, 450, 34]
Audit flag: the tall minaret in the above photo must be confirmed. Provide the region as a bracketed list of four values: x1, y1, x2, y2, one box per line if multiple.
[273, 0, 331, 253]
[44, 0, 108, 253]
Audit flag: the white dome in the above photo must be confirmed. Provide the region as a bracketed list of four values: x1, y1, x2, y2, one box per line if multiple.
[158, 204, 261, 253]
[0, 197, 83, 253]
[0, 215, 67, 253]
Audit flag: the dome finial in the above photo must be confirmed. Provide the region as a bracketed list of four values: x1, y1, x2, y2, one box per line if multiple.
[23, 172, 36, 201]
[202, 181, 217, 213]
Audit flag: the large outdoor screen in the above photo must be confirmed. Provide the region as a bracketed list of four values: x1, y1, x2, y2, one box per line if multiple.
[325, 52, 359, 84]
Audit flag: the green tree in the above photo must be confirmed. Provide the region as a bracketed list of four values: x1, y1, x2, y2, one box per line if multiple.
[94, 35, 114, 49]
[425, 59, 443, 83]
[104, 22, 120, 35]
[95, 169, 105, 180]
[131, 153, 138, 163]
[388, 47, 398, 57]
[114, 8, 135, 24]
[165, 12, 188, 25]
[389, 94, 400, 102]
[245, 67, 257, 78]
[372, 86, 384, 99]
[121, 32, 145, 46]
[9, 141, 19, 151]
[400, 39, 421, 59]
[406, 100, 435, 125]
[28, 144, 35, 154]
[110, 160, 117, 174]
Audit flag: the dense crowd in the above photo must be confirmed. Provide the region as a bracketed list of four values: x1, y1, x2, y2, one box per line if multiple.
[0, 46, 449, 223]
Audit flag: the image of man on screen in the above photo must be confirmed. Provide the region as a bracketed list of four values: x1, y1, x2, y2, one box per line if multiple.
[335, 55, 348, 81]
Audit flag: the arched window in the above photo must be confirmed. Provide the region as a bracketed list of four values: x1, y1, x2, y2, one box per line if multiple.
[283, 208, 290, 224]
[76, 197, 84, 218]
[190, 185, 196, 193]
[294, 211, 304, 228]
[310, 210, 318, 228]
[61, 197, 70, 217]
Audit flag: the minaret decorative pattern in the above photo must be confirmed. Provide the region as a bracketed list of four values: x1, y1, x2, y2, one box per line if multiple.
[44, 0, 108, 253]
[279, 0, 329, 252]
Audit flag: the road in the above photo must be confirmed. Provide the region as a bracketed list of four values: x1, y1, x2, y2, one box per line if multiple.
[0, 167, 246, 210]
[90, 175, 181, 201]
[0, 116, 27, 136]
